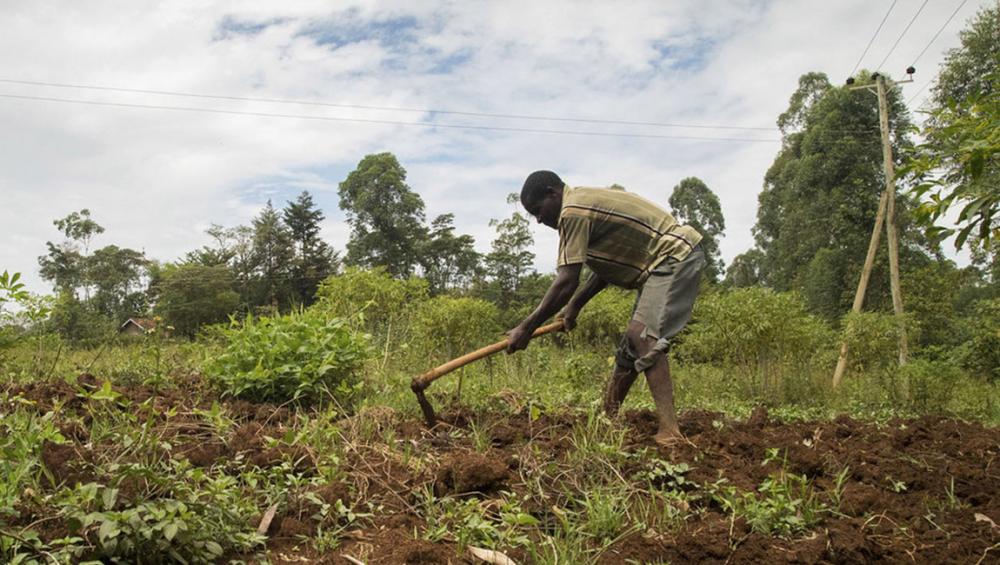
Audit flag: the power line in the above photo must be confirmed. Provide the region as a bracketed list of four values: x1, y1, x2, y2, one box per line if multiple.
[0, 93, 783, 143]
[850, 0, 899, 77]
[875, 0, 931, 71]
[908, 0, 970, 68]
[0, 77, 780, 132]
[904, 0, 972, 107]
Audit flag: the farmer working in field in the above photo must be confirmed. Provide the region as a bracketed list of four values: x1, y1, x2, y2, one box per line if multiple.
[506, 170, 705, 446]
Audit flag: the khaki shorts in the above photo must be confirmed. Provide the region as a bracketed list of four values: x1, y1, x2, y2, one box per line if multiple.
[615, 244, 705, 372]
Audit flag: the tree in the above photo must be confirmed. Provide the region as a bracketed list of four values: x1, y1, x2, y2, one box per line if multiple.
[252, 200, 295, 311]
[929, 5, 998, 110]
[669, 177, 726, 283]
[87, 245, 149, 321]
[37, 210, 149, 337]
[154, 263, 240, 338]
[339, 153, 428, 277]
[419, 214, 480, 294]
[903, 6, 1000, 253]
[54, 209, 104, 255]
[184, 223, 237, 267]
[906, 92, 999, 250]
[38, 209, 105, 298]
[484, 195, 535, 309]
[283, 191, 338, 305]
[724, 249, 765, 288]
[751, 71, 926, 315]
[37, 241, 83, 296]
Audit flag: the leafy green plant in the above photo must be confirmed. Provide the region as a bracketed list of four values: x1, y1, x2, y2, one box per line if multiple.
[411, 296, 500, 361]
[56, 473, 263, 563]
[568, 286, 632, 347]
[314, 267, 428, 334]
[420, 489, 535, 551]
[205, 310, 370, 406]
[710, 470, 827, 537]
[635, 457, 693, 491]
[0, 410, 66, 516]
[841, 310, 910, 374]
[678, 288, 834, 396]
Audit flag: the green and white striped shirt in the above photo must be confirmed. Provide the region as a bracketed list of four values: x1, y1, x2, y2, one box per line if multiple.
[557, 185, 702, 288]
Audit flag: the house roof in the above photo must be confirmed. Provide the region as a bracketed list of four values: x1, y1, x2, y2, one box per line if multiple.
[119, 318, 157, 331]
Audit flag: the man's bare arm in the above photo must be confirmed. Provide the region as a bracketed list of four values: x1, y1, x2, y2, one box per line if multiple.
[560, 273, 608, 329]
[506, 263, 582, 352]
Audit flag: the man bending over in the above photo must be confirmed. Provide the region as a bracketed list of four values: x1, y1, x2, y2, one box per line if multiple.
[506, 170, 705, 446]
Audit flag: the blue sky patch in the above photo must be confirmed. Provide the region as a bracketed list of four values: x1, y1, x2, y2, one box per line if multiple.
[297, 13, 419, 50]
[214, 15, 288, 41]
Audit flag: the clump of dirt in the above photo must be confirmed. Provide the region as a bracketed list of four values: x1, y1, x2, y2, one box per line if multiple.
[40, 440, 95, 486]
[344, 527, 459, 564]
[6, 378, 84, 413]
[434, 451, 509, 496]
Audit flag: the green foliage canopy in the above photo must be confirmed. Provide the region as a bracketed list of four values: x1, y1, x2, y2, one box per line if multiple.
[339, 153, 428, 277]
[669, 177, 726, 283]
[283, 191, 339, 305]
[154, 263, 240, 338]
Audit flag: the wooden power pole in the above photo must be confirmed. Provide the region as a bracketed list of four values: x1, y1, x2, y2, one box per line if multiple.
[832, 73, 910, 388]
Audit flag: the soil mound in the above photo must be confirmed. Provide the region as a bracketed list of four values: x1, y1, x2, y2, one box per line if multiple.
[435, 451, 509, 496]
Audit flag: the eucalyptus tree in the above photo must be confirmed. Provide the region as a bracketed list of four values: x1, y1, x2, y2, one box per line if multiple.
[420, 213, 481, 294]
[339, 152, 428, 278]
[669, 177, 726, 283]
[752, 71, 927, 316]
[484, 195, 535, 309]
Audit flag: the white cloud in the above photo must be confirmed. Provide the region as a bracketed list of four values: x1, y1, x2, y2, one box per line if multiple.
[1, 0, 990, 297]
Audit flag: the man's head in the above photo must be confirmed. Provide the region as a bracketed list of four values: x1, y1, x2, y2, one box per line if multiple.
[520, 170, 564, 230]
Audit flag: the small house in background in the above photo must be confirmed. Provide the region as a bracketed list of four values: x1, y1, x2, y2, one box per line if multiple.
[118, 317, 158, 337]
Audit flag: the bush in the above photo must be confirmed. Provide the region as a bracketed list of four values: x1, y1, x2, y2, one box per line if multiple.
[677, 288, 834, 398]
[314, 267, 428, 338]
[840, 310, 911, 374]
[570, 287, 633, 347]
[679, 288, 833, 368]
[411, 296, 500, 361]
[900, 358, 967, 413]
[959, 298, 1000, 380]
[204, 310, 370, 406]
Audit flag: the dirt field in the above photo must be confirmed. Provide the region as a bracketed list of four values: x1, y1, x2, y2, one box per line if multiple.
[5, 376, 1000, 564]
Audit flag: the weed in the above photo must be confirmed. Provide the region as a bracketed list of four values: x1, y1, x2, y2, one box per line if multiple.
[709, 461, 829, 538]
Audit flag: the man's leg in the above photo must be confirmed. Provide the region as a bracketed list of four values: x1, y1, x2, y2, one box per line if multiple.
[603, 364, 638, 416]
[626, 320, 681, 441]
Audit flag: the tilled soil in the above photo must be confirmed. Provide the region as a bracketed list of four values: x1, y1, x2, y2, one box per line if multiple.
[4, 376, 999, 564]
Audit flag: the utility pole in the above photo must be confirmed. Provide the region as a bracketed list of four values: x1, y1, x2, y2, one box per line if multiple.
[832, 71, 912, 388]
[876, 75, 908, 367]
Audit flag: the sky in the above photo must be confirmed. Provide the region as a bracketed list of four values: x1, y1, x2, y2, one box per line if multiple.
[0, 0, 992, 297]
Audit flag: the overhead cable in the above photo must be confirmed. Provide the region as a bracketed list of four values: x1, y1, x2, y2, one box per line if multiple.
[875, 0, 931, 71]
[0, 93, 783, 143]
[907, 0, 970, 68]
[0, 78, 779, 132]
[850, 0, 899, 77]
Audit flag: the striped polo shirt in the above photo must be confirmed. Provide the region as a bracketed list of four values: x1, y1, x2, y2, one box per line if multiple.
[557, 185, 702, 288]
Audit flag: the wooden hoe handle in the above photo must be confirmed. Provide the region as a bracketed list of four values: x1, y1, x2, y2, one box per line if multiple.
[411, 320, 565, 390]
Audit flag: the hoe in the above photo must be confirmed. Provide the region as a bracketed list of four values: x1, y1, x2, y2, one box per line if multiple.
[411, 320, 564, 427]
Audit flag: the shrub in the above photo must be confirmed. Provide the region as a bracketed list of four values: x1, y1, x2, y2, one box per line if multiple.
[205, 310, 370, 406]
[959, 298, 1000, 380]
[679, 288, 833, 369]
[314, 267, 428, 334]
[840, 310, 911, 374]
[569, 287, 633, 347]
[411, 296, 500, 360]
[900, 358, 967, 413]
